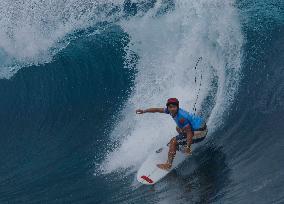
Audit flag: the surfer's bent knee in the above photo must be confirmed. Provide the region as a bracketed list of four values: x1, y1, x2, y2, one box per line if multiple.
[170, 137, 177, 145]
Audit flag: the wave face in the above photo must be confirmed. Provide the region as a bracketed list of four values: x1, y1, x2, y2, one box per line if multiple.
[0, 0, 283, 203]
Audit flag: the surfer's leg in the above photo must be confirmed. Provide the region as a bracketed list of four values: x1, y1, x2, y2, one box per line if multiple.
[167, 137, 178, 164]
[157, 137, 177, 170]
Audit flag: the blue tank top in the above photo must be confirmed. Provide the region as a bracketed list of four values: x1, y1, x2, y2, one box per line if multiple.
[164, 107, 203, 130]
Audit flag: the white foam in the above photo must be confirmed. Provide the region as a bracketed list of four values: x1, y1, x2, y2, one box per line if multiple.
[0, 0, 125, 78]
[101, 0, 243, 174]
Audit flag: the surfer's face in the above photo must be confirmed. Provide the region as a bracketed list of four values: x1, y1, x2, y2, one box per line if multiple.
[167, 104, 178, 115]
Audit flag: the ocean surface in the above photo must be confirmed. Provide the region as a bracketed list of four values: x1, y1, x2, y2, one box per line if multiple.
[0, 0, 283, 203]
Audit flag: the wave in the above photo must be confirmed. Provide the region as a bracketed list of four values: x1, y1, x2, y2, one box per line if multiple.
[1, 0, 283, 203]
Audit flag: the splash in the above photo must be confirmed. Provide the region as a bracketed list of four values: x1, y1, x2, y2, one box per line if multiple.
[101, 0, 243, 173]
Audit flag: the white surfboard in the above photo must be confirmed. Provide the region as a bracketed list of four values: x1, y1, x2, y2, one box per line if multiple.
[137, 145, 190, 185]
[137, 129, 207, 185]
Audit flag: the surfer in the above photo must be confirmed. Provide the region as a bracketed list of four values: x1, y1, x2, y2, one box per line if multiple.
[136, 98, 207, 170]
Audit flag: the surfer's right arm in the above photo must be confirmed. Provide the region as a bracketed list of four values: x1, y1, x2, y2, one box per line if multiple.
[136, 108, 164, 114]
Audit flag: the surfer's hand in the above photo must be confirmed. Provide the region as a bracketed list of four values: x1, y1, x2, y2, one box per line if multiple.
[184, 146, 191, 155]
[136, 109, 144, 114]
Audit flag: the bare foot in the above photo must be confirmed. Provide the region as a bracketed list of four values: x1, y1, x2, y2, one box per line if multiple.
[157, 163, 172, 170]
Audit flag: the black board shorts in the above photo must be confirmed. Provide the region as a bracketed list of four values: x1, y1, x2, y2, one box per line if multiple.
[175, 124, 208, 147]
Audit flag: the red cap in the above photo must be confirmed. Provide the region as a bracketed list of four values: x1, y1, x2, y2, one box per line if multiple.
[166, 98, 179, 107]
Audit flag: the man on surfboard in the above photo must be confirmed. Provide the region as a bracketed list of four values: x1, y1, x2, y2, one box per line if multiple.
[136, 98, 207, 170]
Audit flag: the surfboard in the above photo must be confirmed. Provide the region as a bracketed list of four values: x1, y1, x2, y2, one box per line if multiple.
[136, 145, 189, 185]
[137, 129, 208, 185]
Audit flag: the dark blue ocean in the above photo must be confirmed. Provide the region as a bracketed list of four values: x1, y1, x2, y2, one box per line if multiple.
[0, 0, 283, 203]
